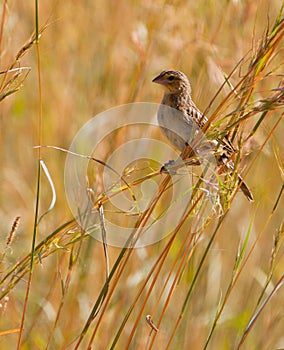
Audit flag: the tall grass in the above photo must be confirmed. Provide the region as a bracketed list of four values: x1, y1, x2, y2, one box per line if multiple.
[0, 1, 283, 349]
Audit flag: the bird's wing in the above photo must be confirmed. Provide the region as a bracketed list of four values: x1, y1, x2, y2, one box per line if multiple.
[185, 104, 208, 127]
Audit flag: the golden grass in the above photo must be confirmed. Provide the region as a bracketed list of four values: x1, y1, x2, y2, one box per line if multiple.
[0, 1, 284, 349]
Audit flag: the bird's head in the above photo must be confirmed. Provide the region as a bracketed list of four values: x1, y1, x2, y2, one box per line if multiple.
[152, 70, 191, 94]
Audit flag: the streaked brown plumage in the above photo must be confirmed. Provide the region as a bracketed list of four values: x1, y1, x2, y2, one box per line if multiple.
[153, 69, 253, 201]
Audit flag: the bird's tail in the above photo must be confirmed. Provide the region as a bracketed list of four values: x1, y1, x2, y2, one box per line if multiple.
[238, 174, 254, 202]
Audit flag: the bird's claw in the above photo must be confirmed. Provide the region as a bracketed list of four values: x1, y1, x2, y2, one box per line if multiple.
[160, 159, 177, 175]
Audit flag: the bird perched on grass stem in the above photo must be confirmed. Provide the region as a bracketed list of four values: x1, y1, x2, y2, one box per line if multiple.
[153, 69, 253, 202]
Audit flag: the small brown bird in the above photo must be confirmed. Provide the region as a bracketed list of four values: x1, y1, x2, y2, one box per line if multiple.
[153, 69, 253, 201]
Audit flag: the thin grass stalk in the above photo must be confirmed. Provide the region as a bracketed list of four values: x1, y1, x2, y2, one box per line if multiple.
[203, 212, 255, 349]
[74, 175, 172, 348]
[164, 213, 228, 350]
[208, 13, 284, 136]
[45, 250, 74, 350]
[38, 145, 139, 207]
[203, 56, 246, 121]
[0, 0, 8, 54]
[73, 247, 128, 349]
[122, 195, 204, 349]
[17, 161, 41, 350]
[17, 3, 42, 347]
[98, 203, 110, 279]
[226, 112, 283, 205]
[202, 114, 283, 348]
[147, 208, 204, 349]
[109, 230, 175, 349]
[255, 222, 283, 316]
[107, 185, 205, 349]
[45, 222, 86, 350]
[84, 176, 173, 349]
[237, 275, 284, 349]
[35, 0, 39, 43]
[20, 252, 65, 344]
[71, 177, 151, 346]
[215, 182, 283, 349]
[0, 219, 75, 294]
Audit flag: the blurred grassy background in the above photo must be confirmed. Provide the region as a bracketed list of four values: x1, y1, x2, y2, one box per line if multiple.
[0, 1, 283, 349]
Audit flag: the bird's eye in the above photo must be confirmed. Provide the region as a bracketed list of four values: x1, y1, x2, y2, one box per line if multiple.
[167, 75, 175, 81]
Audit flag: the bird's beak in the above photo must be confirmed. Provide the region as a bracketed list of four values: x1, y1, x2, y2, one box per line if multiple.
[152, 73, 166, 85]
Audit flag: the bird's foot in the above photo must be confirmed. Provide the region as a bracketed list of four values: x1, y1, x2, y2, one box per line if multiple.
[160, 159, 177, 175]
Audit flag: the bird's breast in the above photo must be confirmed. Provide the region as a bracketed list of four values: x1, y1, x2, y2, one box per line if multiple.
[157, 104, 194, 152]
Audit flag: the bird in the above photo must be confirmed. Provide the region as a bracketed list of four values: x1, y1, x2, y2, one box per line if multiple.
[152, 69, 253, 202]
